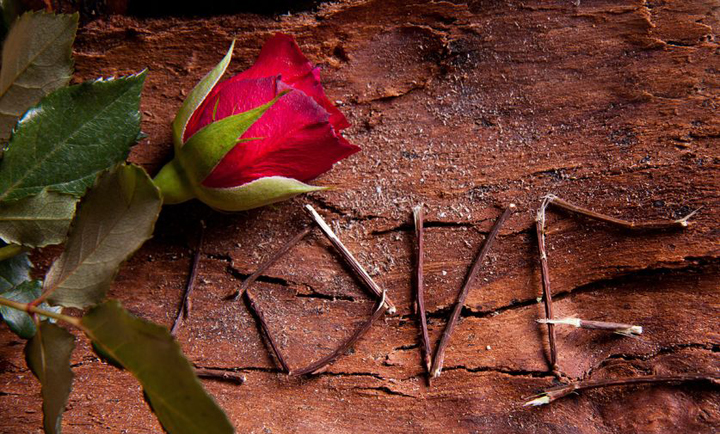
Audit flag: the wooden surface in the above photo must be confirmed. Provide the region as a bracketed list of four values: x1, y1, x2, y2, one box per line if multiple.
[1, 0, 719, 432]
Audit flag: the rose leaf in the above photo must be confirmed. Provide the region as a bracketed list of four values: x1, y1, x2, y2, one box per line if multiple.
[24, 321, 75, 434]
[82, 300, 234, 434]
[45, 164, 161, 309]
[0, 189, 77, 248]
[0, 11, 77, 142]
[0, 72, 146, 202]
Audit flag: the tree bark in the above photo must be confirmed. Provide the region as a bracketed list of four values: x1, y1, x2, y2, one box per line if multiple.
[0, 0, 718, 432]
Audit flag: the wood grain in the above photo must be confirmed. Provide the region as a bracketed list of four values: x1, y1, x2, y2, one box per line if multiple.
[0, 0, 718, 432]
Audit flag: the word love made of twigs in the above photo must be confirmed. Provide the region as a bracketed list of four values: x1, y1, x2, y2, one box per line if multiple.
[227, 196, 706, 406]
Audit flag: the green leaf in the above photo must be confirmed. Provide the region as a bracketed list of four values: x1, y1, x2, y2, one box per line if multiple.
[0, 11, 77, 142]
[45, 164, 161, 309]
[172, 40, 234, 148]
[179, 91, 286, 183]
[82, 300, 234, 434]
[0, 243, 30, 291]
[197, 175, 325, 212]
[24, 321, 75, 434]
[0, 189, 77, 247]
[0, 279, 39, 338]
[0, 73, 146, 202]
[0, 280, 61, 338]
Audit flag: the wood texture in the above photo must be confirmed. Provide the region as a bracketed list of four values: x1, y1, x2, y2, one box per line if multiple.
[1, 0, 718, 432]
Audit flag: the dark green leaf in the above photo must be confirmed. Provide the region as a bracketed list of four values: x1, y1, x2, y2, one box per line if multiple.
[24, 321, 75, 434]
[0, 11, 77, 142]
[0, 73, 146, 202]
[0, 280, 61, 338]
[0, 189, 77, 247]
[45, 164, 161, 309]
[0, 242, 30, 291]
[82, 300, 234, 434]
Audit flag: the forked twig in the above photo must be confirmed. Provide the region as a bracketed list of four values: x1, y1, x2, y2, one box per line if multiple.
[537, 317, 642, 337]
[535, 198, 558, 374]
[543, 194, 699, 230]
[290, 290, 387, 376]
[525, 373, 720, 406]
[430, 204, 516, 378]
[304, 204, 396, 314]
[245, 289, 291, 373]
[231, 226, 313, 300]
[414, 205, 433, 374]
[171, 221, 206, 336]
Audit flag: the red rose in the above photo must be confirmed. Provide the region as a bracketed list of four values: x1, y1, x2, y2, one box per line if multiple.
[154, 34, 359, 211]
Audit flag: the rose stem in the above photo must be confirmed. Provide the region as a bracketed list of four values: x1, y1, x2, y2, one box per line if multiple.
[230, 226, 313, 301]
[430, 204, 516, 378]
[171, 221, 206, 336]
[291, 290, 387, 376]
[537, 317, 643, 336]
[194, 368, 246, 385]
[413, 205, 433, 374]
[304, 204, 396, 314]
[524, 373, 720, 406]
[244, 288, 291, 373]
[543, 194, 699, 230]
[536, 197, 559, 375]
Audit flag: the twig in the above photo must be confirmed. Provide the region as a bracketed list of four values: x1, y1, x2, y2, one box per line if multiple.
[244, 289, 291, 373]
[536, 197, 559, 374]
[525, 373, 720, 406]
[430, 204, 516, 378]
[291, 290, 386, 376]
[413, 205, 432, 374]
[537, 317, 642, 337]
[195, 368, 246, 385]
[543, 194, 699, 230]
[304, 204, 396, 314]
[230, 226, 313, 301]
[171, 221, 206, 336]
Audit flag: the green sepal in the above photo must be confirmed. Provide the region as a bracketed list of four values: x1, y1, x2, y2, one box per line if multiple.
[172, 40, 234, 148]
[178, 90, 288, 183]
[196, 176, 326, 212]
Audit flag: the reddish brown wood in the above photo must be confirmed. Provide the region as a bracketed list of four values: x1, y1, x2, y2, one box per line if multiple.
[0, 0, 718, 432]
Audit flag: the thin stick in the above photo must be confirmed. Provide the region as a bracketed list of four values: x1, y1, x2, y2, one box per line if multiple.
[291, 290, 386, 376]
[231, 226, 313, 301]
[244, 288, 291, 373]
[171, 221, 206, 336]
[430, 204, 516, 378]
[304, 204, 396, 314]
[413, 205, 432, 374]
[537, 317, 642, 336]
[525, 373, 720, 406]
[536, 197, 559, 374]
[195, 368, 246, 385]
[544, 194, 699, 230]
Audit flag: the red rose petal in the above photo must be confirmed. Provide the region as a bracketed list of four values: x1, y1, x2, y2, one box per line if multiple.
[200, 79, 359, 188]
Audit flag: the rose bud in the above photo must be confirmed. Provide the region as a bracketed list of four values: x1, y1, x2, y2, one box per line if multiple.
[153, 34, 359, 211]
